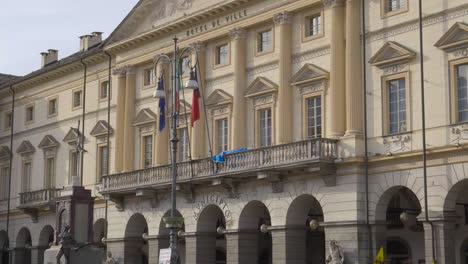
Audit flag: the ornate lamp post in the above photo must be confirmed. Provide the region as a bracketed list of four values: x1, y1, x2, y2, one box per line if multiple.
[153, 37, 199, 264]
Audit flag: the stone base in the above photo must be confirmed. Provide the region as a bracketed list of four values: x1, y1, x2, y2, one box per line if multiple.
[44, 245, 105, 264]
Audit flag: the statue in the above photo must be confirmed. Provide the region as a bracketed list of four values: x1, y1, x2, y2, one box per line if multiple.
[56, 225, 77, 264]
[105, 251, 116, 264]
[325, 240, 345, 264]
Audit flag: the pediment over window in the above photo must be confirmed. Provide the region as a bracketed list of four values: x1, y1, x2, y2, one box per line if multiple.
[206, 89, 233, 107]
[63, 128, 81, 143]
[245, 77, 278, 98]
[369, 41, 416, 68]
[179, 100, 192, 114]
[38, 135, 60, 149]
[133, 108, 157, 126]
[90, 120, 113, 137]
[0, 146, 11, 160]
[291, 63, 329, 86]
[16, 141, 35, 155]
[435, 22, 468, 51]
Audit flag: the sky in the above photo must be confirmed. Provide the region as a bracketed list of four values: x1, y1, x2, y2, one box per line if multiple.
[0, 0, 139, 76]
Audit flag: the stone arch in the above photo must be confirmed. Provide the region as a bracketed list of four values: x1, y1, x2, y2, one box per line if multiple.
[157, 210, 184, 263]
[37, 225, 54, 264]
[193, 204, 226, 264]
[238, 200, 272, 264]
[0, 230, 9, 264]
[15, 227, 32, 264]
[124, 213, 148, 264]
[93, 218, 107, 243]
[285, 194, 325, 264]
[374, 185, 422, 222]
[443, 178, 468, 214]
[38, 225, 54, 247]
[373, 186, 424, 263]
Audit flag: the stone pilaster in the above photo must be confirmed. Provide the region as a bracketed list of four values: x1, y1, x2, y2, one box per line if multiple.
[229, 28, 247, 149]
[273, 11, 294, 144]
[324, 0, 346, 138]
[154, 60, 169, 165]
[147, 236, 160, 264]
[112, 67, 127, 172]
[30, 246, 47, 264]
[123, 65, 136, 171]
[189, 41, 207, 159]
[270, 229, 287, 264]
[323, 222, 371, 264]
[105, 237, 126, 263]
[423, 220, 456, 264]
[185, 232, 217, 264]
[345, 0, 363, 137]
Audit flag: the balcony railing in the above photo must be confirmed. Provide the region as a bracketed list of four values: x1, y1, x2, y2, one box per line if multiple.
[18, 188, 61, 208]
[101, 138, 337, 193]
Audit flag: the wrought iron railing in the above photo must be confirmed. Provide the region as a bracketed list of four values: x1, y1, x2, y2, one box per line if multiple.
[18, 188, 61, 208]
[101, 138, 337, 193]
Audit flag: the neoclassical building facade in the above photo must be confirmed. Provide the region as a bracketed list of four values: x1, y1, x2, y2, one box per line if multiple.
[0, 0, 468, 263]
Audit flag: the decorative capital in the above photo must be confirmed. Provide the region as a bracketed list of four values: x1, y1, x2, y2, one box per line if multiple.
[112, 66, 126, 77]
[112, 65, 136, 77]
[189, 41, 207, 52]
[123, 65, 136, 75]
[273, 11, 294, 25]
[229, 27, 247, 40]
[323, 0, 345, 8]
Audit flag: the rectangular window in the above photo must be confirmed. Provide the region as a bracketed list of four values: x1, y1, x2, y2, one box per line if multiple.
[73, 90, 82, 108]
[70, 151, 80, 180]
[98, 145, 109, 180]
[45, 157, 55, 187]
[23, 161, 32, 192]
[48, 98, 57, 116]
[100, 81, 109, 99]
[457, 64, 468, 123]
[307, 96, 322, 138]
[26, 106, 34, 122]
[387, 78, 407, 134]
[258, 30, 273, 53]
[215, 44, 229, 65]
[179, 128, 189, 161]
[216, 118, 229, 153]
[143, 68, 156, 87]
[5, 112, 12, 129]
[1, 167, 9, 200]
[259, 108, 272, 147]
[308, 14, 322, 37]
[143, 135, 153, 169]
[388, 0, 405, 12]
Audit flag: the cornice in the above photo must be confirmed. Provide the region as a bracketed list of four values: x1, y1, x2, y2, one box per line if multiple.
[0, 106, 117, 143]
[365, 3, 468, 43]
[105, 0, 321, 62]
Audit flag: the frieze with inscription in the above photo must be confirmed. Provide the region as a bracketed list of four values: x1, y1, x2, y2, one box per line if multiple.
[186, 10, 248, 38]
[192, 194, 233, 226]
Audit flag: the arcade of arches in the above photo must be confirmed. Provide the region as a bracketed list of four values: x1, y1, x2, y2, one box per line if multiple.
[1, 180, 468, 264]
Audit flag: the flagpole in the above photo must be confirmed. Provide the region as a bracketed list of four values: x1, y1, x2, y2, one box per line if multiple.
[153, 37, 200, 264]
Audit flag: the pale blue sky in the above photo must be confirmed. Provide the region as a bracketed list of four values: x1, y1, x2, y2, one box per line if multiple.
[0, 0, 139, 76]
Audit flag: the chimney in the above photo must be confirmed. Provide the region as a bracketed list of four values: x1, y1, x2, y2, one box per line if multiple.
[41, 49, 58, 68]
[80, 32, 103, 52]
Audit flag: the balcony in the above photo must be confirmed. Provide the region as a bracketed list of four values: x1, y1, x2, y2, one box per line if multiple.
[100, 138, 338, 209]
[18, 188, 61, 222]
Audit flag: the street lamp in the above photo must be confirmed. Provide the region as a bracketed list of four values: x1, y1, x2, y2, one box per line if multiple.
[153, 37, 199, 264]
